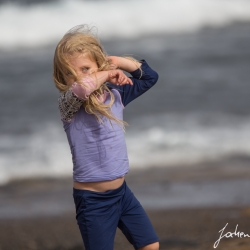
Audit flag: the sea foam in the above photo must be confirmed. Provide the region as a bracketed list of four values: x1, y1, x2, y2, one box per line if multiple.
[1, 113, 250, 185]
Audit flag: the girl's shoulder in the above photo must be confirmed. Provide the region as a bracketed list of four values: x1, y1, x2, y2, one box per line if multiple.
[58, 89, 84, 122]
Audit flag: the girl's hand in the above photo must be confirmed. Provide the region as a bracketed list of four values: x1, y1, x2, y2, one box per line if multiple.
[107, 56, 119, 70]
[108, 69, 133, 86]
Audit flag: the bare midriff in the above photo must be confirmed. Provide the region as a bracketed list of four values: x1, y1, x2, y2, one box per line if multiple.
[73, 176, 125, 192]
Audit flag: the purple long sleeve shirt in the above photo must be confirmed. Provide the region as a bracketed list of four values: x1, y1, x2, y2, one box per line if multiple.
[58, 60, 158, 182]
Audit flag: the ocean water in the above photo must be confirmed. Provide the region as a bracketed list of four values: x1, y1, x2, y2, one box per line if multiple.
[1, 0, 250, 49]
[1, 0, 250, 185]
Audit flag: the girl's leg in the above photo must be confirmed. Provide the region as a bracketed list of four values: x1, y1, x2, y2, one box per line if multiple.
[138, 242, 160, 250]
[73, 187, 123, 250]
[117, 182, 159, 250]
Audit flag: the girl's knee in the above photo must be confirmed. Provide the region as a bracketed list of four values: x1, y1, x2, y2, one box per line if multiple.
[138, 241, 160, 250]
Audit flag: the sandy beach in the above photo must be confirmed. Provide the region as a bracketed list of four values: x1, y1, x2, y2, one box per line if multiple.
[1, 158, 250, 250]
[1, 206, 250, 250]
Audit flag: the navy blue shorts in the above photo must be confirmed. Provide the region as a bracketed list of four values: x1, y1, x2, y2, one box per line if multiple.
[73, 180, 159, 250]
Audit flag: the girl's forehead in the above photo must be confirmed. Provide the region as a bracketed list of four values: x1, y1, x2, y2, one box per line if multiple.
[67, 52, 96, 68]
[69, 52, 89, 59]
[71, 51, 95, 61]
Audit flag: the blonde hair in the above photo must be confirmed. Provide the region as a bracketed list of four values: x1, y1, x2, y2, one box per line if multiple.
[53, 25, 134, 127]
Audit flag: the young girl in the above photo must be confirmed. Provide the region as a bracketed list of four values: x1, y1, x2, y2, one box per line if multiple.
[53, 25, 159, 250]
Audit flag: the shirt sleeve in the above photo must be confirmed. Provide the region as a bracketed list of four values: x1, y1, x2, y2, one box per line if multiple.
[108, 60, 159, 107]
[71, 76, 97, 100]
[58, 89, 84, 122]
[58, 76, 97, 122]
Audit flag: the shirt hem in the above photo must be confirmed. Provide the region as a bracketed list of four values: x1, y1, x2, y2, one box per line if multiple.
[73, 170, 129, 183]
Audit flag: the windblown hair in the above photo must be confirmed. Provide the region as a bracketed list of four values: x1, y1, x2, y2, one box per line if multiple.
[53, 25, 132, 127]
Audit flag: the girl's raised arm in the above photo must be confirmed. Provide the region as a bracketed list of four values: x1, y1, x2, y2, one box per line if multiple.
[58, 69, 133, 122]
[108, 56, 142, 73]
[108, 57, 159, 107]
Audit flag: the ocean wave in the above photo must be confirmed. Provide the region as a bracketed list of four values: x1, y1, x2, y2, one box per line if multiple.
[1, 113, 250, 185]
[1, 0, 250, 48]
[126, 113, 250, 169]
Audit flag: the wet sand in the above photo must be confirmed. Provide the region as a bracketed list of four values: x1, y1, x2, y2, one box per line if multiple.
[1, 158, 250, 250]
[1, 206, 250, 250]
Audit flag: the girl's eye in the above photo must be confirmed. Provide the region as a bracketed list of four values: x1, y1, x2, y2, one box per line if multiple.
[82, 67, 89, 73]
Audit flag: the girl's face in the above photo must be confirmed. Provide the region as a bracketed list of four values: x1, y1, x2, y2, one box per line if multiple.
[67, 53, 98, 84]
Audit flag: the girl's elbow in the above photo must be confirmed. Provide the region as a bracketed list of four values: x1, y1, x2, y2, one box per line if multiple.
[154, 71, 159, 84]
[151, 71, 159, 85]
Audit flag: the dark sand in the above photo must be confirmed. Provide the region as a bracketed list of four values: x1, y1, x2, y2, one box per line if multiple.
[1, 206, 250, 250]
[1, 158, 250, 250]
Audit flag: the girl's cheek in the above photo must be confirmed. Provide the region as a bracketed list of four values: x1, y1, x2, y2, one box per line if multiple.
[65, 76, 75, 86]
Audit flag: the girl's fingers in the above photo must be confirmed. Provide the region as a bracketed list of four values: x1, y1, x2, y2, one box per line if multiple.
[121, 76, 132, 85]
[119, 77, 133, 86]
[128, 78, 133, 85]
[108, 70, 133, 86]
[118, 72, 133, 85]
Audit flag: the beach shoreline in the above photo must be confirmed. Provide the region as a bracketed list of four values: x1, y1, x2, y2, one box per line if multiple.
[0, 206, 250, 250]
[1, 160, 250, 249]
